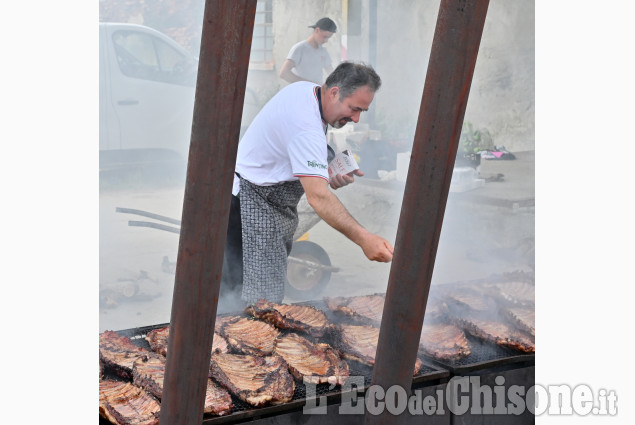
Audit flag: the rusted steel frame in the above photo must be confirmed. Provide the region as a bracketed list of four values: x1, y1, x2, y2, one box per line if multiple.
[159, 1, 256, 424]
[366, 0, 489, 423]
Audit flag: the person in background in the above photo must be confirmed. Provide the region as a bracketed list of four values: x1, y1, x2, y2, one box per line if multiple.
[279, 17, 337, 84]
[222, 62, 394, 305]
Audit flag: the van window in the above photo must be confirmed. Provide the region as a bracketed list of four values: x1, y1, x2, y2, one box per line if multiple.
[112, 30, 196, 86]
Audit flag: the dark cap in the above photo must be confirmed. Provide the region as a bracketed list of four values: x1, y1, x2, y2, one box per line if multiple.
[309, 17, 337, 33]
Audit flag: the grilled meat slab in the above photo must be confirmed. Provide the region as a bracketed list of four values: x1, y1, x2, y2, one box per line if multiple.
[422, 297, 448, 321]
[325, 293, 445, 325]
[145, 326, 229, 357]
[218, 317, 280, 355]
[274, 333, 349, 385]
[130, 356, 233, 416]
[202, 378, 234, 416]
[440, 288, 495, 314]
[132, 357, 165, 400]
[215, 314, 242, 328]
[332, 324, 423, 375]
[419, 322, 471, 361]
[245, 299, 330, 337]
[100, 331, 158, 380]
[144, 327, 169, 357]
[209, 353, 295, 407]
[334, 324, 379, 365]
[453, 316, 535, 353]
[502, 306, 535, 336]
[99, 379, 160, 425]
[325, 293, 385, 326]
[489, 281, 535, 307]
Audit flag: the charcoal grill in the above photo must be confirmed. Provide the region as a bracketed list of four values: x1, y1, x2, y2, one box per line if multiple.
[101, 292, 534, 424]
[107, 318, 449, 424]
[421, 273, 535, 374]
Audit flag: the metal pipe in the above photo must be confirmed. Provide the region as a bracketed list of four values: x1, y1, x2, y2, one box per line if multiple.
[367, 0, 377, 127]
[116, 207, 182, 225]
[159, 1, 256, 424]
[365, 0, 490, 423]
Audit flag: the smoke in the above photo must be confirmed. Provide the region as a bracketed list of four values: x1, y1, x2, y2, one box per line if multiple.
[216, 288, 249, 316]
[99, 0, 534, 332]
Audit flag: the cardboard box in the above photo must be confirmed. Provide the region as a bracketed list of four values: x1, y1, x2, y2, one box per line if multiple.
[328, 150, 359, 178]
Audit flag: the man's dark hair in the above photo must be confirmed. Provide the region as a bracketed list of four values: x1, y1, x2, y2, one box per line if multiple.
[325, 62, 381, 99]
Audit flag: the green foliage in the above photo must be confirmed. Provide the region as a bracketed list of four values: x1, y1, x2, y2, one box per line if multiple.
[459, 121, 493, 154]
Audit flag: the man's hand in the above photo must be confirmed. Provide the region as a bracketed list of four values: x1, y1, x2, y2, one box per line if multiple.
[299, 175, 393, 263]
[359, 233, 394, 263]
[329, 169, 364, 190]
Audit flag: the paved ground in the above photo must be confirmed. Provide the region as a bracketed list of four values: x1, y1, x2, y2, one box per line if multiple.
[99, 151, 534, 332]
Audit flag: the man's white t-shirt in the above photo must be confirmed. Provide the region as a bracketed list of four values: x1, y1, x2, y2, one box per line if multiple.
[287, 40, 332, 84]
[233, 81, 329, 195]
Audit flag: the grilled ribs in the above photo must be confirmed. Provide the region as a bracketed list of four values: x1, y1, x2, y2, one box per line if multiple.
[130, 356, 233, 415]
[132, 357, 165, 400]
[218, 316, 280, 355]
[202, 379, 234, 416]
[145, 326, 229, 357]
[453, 316, 535, 353]
[325, 293, 385, 326]
[209, 353, 295, 407]
[99, 378, 160, 425]
[245, 299, 330, 337]
[440, 288, 496, 314]
[274, 333, 349, 385]
[99, 331, 159, 380]
[502, 306, 535, 336]
[325, 292, 445, 325]
[423, 297, 448, 321]
[419, 322, 471, 361]
[488, 281, 535, 307]
[332, 324, 423, 375]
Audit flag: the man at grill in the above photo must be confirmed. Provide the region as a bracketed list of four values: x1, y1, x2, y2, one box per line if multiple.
[222, 61, 394, 305]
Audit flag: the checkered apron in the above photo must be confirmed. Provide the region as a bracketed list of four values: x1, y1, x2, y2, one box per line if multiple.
[239, 176, 306, 304]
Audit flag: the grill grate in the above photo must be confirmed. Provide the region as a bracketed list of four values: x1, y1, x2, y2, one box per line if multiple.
[102, 292, 533, 422]
[106, 319, 448, 421]
[421, 334, 534, 373]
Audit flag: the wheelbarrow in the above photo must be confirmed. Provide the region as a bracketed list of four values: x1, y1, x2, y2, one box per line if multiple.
[116, 196, 338, 298]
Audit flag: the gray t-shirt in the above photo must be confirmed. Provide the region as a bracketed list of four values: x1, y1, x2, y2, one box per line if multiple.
[286, 40, 332, 84]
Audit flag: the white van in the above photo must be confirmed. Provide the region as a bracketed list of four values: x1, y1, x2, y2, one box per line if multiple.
[99, 22, 258, 168]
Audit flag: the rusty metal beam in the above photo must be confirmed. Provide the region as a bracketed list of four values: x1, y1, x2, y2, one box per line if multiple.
[159, 1, 256, 424]
[366, 0, 489, 423]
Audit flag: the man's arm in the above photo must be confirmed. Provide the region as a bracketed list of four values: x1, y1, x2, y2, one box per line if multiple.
[299, 176, 394, 262]
[279, 59, 305, 83]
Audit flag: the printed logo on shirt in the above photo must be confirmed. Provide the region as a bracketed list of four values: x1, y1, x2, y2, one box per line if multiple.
[307, 160, 327, 170]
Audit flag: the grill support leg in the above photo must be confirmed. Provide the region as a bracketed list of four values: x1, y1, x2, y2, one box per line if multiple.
[366, 1, 490, 423]
[159, 1, 256, 424]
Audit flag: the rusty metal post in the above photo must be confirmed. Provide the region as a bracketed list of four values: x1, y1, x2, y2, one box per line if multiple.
[366, 0, 489, 423]
[159, 1, 256, 424]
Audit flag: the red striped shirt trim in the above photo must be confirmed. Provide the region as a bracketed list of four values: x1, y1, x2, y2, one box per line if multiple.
[294, 173, 329, 182]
